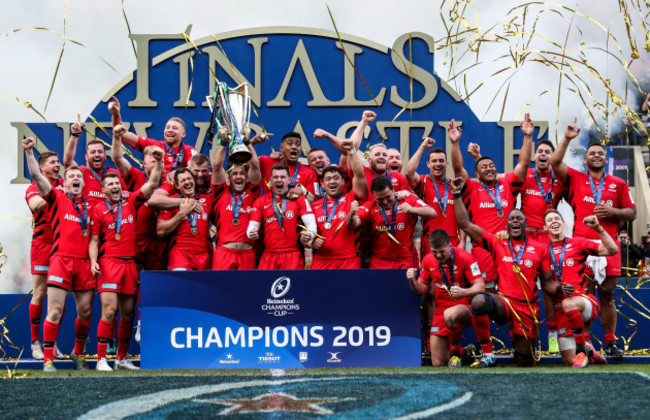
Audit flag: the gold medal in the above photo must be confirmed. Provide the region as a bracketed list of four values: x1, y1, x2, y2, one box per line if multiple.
[232, 218, 239, 226]
[82, 229, 89, 237]
[324, 222, 331, 229]
[191, 227, 198, 235]
[115, 233, 121, 241]
[497, 210, 504, 218]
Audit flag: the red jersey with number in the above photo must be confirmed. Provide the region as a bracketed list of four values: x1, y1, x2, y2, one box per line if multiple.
[26, 179, 62, 243]
[80, 166, 127, 207]
[250, 194, 313, 252]
[44, 189, 91, 258]
[312, 190, 363, 259]
[520, 168, 564, 229]
[357, 194, 425, 261]
[479, 232, 551, 302]
[350, 167, 411, 194]
[562, 167, 635, 239]
[90, 192, 144, 258]
[259, 156, 319, 195]
[419, 248, 482, 305]
[213, 183, 260, 246]
[137, 137, 196, 174]
[414, 175, 459, 241]
[462, 172, 523, 234]
[548, 237, 600, 295]
[157, 193, 213, 252]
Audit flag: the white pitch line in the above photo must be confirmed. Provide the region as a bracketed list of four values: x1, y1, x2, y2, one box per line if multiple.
[393, 391, 473, 420]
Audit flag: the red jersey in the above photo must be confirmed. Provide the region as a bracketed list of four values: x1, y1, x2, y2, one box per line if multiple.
[520, 168, 564, 229]
[26, 179, 62, 243]
[462, 172, 523, 235]
[157, 193, 213, 252]
[419, 248, 482, 305]
[548, 236, 600, 295]
[81, 166, 127, 206]
[122, 166, 161, 240]
[414, 175, 459, 241]
[312, 190, 362, 259]
[90, 192, 144, 258]
[137, 137, 196, 174]
[563, 167, 635, 239]
[159, 180, 212, 196]
[357, 194, 425, 261]
[44, 189, 91, 258]
[212, 183, 260, 246]
[350, 167, 411, 194]
[479, 232, 551, 302]
[250, 194, 313, 252]
[259, 156, 319, 195]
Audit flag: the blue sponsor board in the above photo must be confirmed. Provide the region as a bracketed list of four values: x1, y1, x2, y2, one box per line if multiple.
[140, 269, 422, 369]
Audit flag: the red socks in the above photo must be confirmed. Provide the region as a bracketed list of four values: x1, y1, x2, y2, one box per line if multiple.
[42, 320, 60, 363]
[472, 315, 493, 354]
[73, 318, 91, 356]
[117, 320, 133, 361]
[96, 319, 113, 360]
[28, 303, 43, 342]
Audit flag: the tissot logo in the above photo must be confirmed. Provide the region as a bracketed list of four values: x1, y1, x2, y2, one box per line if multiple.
[12, 28, 533, 186]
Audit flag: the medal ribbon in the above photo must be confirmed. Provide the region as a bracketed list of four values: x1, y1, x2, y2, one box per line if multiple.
[438, 247, 455, 299]
[229, 191, 243, 220]
[480, 181, 503, 214]
[66, 193, 89, 232]
[288, 162, 301, 188]
[588, 173, 605, 205]
[322, 194, 343, 227]
[377, 198, 398, 235]
[88, 166, 106, 183]
[165, 141, 185, 170]
[431, 176, 450, 215]
[508, 237, 528, 269]
[272, 194, 288, 229]
[548, 239, 567, 279]
[178, 192, 199, 231]
[104, 199, 123, 237]
[533, 169, 555, 205]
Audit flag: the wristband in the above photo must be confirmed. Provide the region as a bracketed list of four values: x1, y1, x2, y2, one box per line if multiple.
[347, 148, 357, 155]
[452, 190, 462, 199]
[596, 225, 605, 233]
[71, 131, 83, 136]
[300, 184, 308, 196]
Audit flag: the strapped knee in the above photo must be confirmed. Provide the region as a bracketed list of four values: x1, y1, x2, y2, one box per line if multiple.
[471, 292, 496, 317]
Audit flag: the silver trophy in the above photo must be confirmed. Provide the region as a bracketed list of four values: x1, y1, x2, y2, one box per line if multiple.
[206, 82, 252, 164]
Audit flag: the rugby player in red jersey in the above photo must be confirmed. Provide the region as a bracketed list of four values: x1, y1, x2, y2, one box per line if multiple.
[453, 176, 565, 367]
[109, 96, 196, 174]
[551, 118, 636, 358]
[63, 114, 128, 207]
[89, 156, 162, 371]
[407, 229, 485, 367]
[25, 150, 65, 360]
[211, 127, 262, 270]
[256, 131, 319, 200]
[310, 137, 368, 269]
[387, 147, 403, 172]
[357, 177, 436, 269]
[247, 164, 317, 269]
[544, 210, 618, 368]
[157, 168, 214, 270]
[24, 137, 95, 372]
[306, 147, 331, 199]
[450, 114, 533, 291]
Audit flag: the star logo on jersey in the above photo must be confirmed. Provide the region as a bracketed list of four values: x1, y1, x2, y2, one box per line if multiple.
[194, 392, 351, 415]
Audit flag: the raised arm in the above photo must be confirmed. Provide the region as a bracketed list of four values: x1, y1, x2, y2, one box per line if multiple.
[345, 138, 369, 198]
[550, 117, 580, 179]
[108, 96, 139, 148]
[245, 128, 262, 186]
[211, 127, 229, 186]
[405, 137, 435, 189]
[406, 268, 429, 296]
[452, 177, 483, 243]
[583, 215, 620, 256]
[140, 148, 164, 198]
[111, 124, 132, 177]
[350, 110, 375, 149]
[63, 114, 84, 168]
[513, 112, 534, 181]
[448, 119, 469, 179]
[23, 138, 52, 197]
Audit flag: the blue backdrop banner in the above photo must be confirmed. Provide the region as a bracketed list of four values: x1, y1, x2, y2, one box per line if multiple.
[140, 269, 421, 369]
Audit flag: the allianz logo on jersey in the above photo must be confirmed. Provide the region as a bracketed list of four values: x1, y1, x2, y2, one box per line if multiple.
[260, 276, 301, 317]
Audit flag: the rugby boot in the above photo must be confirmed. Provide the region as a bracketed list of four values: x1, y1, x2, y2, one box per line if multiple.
[547, 336, 559, 354]
[43, 360, 56, 372]
[461, 344, 478, 366]
[107, 337, 117, 356]
[70, 353, 89, 370]
[471, 353, 496, 368]
[114, 359, 140, 370]
[135, 320, 141, 344]
[572, 352, 588, 369]
[54, 343, 65, 360]
[31, 340, 44, 360]
[604, 341, 624, 358]
[585, 342, 607, 365]
[448, 356, 462, 368]
[96, 358, 113, 372]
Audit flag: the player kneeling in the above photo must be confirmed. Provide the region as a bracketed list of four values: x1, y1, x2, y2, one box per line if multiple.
[407, 229, 485, 367]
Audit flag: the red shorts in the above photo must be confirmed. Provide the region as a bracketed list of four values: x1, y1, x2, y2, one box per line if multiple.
[259, 251, 303, 270]
[526, 229, 550, 244]
[429, 303, 470, 337]
[135, 236, 168, 270]
[30, 239, 52, 275]
[369, 256, 412, 269]
[471, 246, 496, 282]
[47, 255, 95, 291]
[501, 295, 539, 339]
[553, 294, 600, 337]
[97, 258, 138, 294]
[312, 256, 361, 269]
[421, 235, 460, 260]
[212, 247, 256, 270]
[168, 248, 211, 271]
